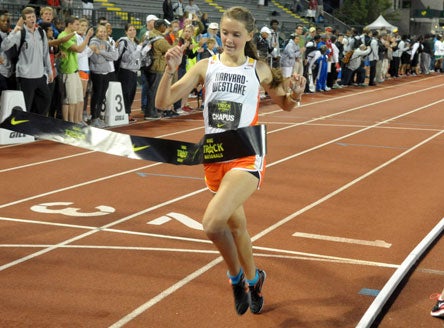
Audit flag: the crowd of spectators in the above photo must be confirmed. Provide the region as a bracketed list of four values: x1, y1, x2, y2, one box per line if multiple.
[0, 1, 442, 127]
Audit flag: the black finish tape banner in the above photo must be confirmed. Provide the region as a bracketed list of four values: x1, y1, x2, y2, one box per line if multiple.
[0, 108, 267, 165]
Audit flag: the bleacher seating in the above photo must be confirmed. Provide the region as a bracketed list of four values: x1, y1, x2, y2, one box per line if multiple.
[2, 0, 344, 37]
[73, 0, 311, 36]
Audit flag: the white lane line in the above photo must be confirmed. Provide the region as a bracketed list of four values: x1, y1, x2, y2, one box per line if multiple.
[261, 75, 442, 116]
[336, 142, 408, 150]
[0, 216, 212, 244]
[0, 161, 163, 209]
[0, 243, 400, 268]
[3, 243, 444, 275]
[0, 151, 96, 173]
[292, 232, 392, 248]
[356, 217, 444, 328]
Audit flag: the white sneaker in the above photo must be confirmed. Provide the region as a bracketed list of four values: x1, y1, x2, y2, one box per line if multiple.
[91, 118, 106, 128]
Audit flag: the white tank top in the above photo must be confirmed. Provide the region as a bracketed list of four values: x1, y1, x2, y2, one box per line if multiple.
[203, 55, 260, 134]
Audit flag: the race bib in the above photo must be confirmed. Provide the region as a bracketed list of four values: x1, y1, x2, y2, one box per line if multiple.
[207, 100, 242, 130]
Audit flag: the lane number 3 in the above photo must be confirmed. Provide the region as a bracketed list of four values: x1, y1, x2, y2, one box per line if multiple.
[31, 202, 115, 217]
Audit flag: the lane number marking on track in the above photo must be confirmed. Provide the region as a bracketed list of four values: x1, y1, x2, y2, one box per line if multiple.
[31, 202, 115, 217]
[147, 212, 203, 230]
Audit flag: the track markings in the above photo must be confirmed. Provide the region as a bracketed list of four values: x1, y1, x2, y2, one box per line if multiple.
[31, 202, 115, 217]
[293, 232, 392, 248]
[336, 142, 408, 150]
[359, 288, 380, 297]
[147, 212, 203, 230]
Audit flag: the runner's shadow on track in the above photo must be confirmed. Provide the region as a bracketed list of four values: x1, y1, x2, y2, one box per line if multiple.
[266, 298, 361, 328]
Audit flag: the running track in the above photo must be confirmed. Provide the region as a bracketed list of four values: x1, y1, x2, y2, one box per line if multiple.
[0, 74, 443, 327]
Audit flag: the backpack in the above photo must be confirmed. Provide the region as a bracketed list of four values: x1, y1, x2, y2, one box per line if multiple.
[140, 36, 163, 70]
[352, 36, 362, 49]
[0, 27, 44, 67]
[342, 50, 354, 64]
[114, 38, 128, 73]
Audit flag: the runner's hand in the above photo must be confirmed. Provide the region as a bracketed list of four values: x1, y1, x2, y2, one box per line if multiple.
[165, 44, 186, 72]
[289, 73, 306, 97]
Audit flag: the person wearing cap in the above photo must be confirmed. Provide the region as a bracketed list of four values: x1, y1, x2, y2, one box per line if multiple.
[138, 14, 158, 114]
[145, 19, 174, 118]
[199, 22, 222, 56]
[254, 26, 273, 62]
[138, 14, 158, 41]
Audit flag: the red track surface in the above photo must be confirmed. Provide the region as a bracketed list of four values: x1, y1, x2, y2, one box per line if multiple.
[1, 75, 443, 328]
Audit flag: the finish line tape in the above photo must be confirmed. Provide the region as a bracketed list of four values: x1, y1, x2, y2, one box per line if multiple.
[0, 108, 267, 165]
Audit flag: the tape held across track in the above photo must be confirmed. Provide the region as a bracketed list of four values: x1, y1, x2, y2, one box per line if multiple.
[1, 108, 267, 165]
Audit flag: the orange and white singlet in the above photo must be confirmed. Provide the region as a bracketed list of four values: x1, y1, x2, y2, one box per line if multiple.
[203, 55, 265, 192]
[203, 55, 261, 134]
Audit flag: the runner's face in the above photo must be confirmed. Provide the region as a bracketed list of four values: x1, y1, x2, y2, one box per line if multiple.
[220, 17, 251, 56]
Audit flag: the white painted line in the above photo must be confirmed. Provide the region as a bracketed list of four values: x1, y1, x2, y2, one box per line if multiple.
[252, 245, 397, 268]
[0, 243, 400, 268]
[0, 151, 96, 173]
[0, 216, 212, 244]
[261, 75, 439, 114]
[293, 232, 392, 248]
[356, 217, 444, 328]
[109, 257, 224, 328]
[0, 161, 164, 209]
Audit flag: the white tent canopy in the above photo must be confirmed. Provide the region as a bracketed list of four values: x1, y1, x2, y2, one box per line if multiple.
[365, 15, 398, 32]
